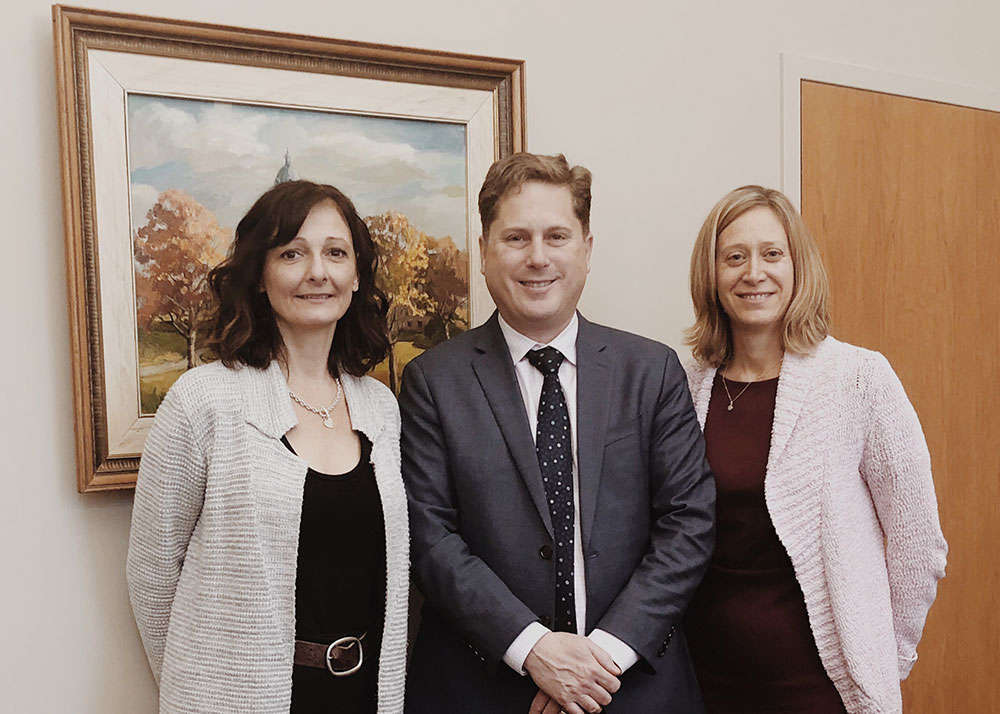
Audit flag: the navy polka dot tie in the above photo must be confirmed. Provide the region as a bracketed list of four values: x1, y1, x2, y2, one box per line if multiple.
[526, 346, 577, 633]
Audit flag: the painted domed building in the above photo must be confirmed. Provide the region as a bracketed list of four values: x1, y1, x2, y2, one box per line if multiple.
[274, 150, 298, 184]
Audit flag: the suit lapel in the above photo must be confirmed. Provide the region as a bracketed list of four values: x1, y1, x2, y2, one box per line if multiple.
[471, 315, 554, 537]
[575, 316, 612, 552]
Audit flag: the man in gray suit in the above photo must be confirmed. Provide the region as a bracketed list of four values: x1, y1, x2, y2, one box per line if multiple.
[401, 153, 715, 714]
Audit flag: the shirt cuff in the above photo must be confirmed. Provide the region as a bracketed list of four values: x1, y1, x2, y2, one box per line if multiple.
[502, 621, 551, 675]
[588, 629, 639, 673]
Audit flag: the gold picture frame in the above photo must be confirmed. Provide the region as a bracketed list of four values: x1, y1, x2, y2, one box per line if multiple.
[53, 5, 525, 492]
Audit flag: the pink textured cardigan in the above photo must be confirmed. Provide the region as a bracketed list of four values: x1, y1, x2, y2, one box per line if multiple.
[685, 337, 947, 714]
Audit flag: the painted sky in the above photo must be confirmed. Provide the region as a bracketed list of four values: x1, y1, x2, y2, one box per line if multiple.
[126, 94, 468, 244]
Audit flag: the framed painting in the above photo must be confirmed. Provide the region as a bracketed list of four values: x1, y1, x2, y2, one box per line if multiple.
[53, 5, 525, 492]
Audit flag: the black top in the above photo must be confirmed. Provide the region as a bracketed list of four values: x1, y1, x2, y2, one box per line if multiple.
[685, 374, 846, 714]
[283, 432, 385, 714]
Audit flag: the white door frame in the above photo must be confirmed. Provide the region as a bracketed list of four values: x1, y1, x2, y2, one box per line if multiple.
[780, 53, 1000, 207]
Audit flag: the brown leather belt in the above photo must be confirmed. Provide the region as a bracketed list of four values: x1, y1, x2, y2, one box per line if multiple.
[294, 633, 370, 677]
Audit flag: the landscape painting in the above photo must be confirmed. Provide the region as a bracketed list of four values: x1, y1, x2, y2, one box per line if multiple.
[128, 93, 469, 413]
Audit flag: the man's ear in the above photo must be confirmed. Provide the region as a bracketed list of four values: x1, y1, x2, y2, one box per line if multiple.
[478, 233, 487, 275]
[585, 231, 594, 273]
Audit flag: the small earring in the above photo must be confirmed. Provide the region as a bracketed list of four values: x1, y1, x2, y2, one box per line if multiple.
[352, 281, 359, 292]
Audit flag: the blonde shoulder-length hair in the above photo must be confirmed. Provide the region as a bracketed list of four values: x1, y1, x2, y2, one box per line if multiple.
[685, 185, 830, 367]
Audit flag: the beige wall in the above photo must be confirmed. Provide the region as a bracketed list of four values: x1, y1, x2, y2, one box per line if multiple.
[2, 0, 997, 710]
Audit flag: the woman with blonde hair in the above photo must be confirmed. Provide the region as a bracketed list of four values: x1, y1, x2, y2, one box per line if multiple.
[682, 185, 946, 713]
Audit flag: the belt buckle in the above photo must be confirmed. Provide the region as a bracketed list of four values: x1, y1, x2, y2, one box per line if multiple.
[325, 635, 363, 677]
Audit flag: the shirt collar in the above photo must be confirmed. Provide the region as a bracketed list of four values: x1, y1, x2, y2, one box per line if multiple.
[497, 312, 578, 367]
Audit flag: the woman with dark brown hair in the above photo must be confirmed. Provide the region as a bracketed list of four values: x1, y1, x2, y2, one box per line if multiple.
[126, 180, 409, 714]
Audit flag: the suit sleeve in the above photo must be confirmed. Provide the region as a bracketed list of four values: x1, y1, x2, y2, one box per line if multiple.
[860, 352, 947, 679]
[399, 359, 540, 664]
[125, 384, 207, 683]
[594, 348, 716, 669]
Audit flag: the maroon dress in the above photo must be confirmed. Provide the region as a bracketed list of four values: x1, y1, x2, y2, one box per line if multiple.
[685, 374, 846, 713]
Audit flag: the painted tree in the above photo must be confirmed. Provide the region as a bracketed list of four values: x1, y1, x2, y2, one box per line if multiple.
[134, 189, 229, 369]
[421, 235, 469, 341]
[365, 211, 429, 392]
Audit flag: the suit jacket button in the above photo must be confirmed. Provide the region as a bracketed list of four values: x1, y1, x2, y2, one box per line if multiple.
[539, 545, 553, 560]
[656, 644, 667, 657]
[540, 615, 552, 628]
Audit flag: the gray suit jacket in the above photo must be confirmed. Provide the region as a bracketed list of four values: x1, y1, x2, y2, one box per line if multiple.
[401, 313, 715, 713]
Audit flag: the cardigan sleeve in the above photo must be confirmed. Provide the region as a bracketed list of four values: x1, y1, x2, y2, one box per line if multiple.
[126, 382, 208, 684]
[859, 352, 948, 680]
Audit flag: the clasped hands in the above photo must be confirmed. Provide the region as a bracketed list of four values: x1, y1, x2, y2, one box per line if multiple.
[524, 632, 622, 714]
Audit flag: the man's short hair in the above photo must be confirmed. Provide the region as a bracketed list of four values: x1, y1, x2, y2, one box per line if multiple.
[478, 152, 592, 236]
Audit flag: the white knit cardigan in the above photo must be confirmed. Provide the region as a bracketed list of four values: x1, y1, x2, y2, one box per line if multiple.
[685, 337, 947, 714]
[126, 361, 409, 713]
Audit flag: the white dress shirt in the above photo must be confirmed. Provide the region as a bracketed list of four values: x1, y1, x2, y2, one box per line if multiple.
[497, 313, 639, 675]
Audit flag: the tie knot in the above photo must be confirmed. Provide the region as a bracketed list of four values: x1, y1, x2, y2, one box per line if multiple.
[527, 346, 564, 375]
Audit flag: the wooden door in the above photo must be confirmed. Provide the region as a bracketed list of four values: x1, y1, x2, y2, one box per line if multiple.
[801, 80, 999, 712]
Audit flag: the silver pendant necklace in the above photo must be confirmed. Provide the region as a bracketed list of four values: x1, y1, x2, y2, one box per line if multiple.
[720, 376, 754, 411]
[289, 379, 343, 428]
[720, 354, 783, 411]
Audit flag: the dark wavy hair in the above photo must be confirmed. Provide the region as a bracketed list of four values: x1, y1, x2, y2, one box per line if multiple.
[206, 180, 390, 377]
